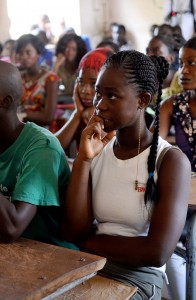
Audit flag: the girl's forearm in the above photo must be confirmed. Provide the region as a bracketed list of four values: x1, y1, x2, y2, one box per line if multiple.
[63, 155, 93, 241]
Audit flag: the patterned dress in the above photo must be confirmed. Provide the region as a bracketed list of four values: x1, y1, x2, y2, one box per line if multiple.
[21, 69, 58, 111]
[20, 69, 60, 132]
[172, 92, 196, 172]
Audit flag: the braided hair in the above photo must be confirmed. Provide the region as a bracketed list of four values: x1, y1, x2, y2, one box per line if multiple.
[103, 50, 169, 204]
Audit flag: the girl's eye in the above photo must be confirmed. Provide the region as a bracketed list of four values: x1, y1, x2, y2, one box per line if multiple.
[95, 91, 101, 98]
[90, 82, 96, 87]
[179, 61, 196, 68]
[108, 93, 117, 100]
[27, 50, 33, 56]
[189, 61, 196, 66]
[78, 81, 84, 86]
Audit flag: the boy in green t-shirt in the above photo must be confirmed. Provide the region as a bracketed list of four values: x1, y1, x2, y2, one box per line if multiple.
[0, 60, 77, 249]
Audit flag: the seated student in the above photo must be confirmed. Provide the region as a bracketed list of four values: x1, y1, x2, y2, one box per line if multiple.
[111, 24, 134, 51]
[0, 60, 76, 250]
[56, 47, 114, 154]
[146, 33, 183, 129]
[36, 30, 54, 70]
[146, 34, 177, 100]
[159, 37, 196, 300]
[62, 50, 191, 299]
[53, 33, 87, 102]
[15, 34, 60, 133]
[0, 39, 16, 64]
[96, 40, 119, 53]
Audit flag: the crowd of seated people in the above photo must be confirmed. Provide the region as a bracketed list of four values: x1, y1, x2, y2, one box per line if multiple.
[0, 17, 195, 300]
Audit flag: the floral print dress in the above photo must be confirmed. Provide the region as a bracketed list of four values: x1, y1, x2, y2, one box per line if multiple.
[172, 91, 196, 172]
[20, 69, 60, 132]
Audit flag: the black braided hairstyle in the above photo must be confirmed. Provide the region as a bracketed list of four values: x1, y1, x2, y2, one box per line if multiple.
[103, 50, 169, 204]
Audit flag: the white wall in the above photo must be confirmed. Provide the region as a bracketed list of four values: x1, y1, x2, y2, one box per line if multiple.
[1, 0, 196, 50]
[0, 0, 10, 43]
[80, 0, 165, 53]
[6, 0, 81, 41]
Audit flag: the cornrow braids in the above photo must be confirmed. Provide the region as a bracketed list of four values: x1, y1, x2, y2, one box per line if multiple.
[103, 50, 169, 204]
[104, 50, 160, 96]
[145, 56, 169, 204]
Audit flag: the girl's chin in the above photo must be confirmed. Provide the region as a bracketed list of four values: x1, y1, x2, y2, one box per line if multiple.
[82, 102, 93, 108]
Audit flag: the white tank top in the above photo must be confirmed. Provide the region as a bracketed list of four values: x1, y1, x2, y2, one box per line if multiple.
[91, 136, 171, 274]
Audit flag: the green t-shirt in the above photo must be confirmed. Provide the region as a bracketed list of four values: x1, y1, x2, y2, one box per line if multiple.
[0, 122, 77, 249]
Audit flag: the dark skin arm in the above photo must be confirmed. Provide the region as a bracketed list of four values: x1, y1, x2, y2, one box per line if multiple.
[56, 80, 95, 151]
[56, 81, 84, 150]
[63, 117, 191, 268]
[78, 149, 190, 267]
[24, 79, 58, 126]
[63, 116, 115, 240]
[53, 53, 65, 74]
[0, 195, 37, 243]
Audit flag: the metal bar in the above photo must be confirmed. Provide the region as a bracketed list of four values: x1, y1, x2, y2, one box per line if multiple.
[186, 211, 196, 299]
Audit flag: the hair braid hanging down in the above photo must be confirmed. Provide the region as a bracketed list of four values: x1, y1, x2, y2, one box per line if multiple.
[145, 55, 169, 204]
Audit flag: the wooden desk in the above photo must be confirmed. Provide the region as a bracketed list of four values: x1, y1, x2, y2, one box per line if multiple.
[0, 238, 106, 300]
[58, 274, 138, 300]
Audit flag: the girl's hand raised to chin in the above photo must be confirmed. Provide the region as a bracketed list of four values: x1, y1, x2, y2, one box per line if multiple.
[53, 53, 65, 73]
[73, 80, 85, 116]
[78, 114, 115, 161]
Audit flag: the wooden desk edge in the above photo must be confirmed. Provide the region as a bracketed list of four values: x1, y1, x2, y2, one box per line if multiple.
[0, 238, 106, 300]
[25, 258, 106, 300]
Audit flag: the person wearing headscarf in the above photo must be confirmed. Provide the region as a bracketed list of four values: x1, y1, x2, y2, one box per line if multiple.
[56, 47, 114, 154]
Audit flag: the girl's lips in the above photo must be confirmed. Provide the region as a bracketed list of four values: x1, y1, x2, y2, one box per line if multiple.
[81, 99, 93, 106]
[180, 78, 193, 86]
[180, 78, 190, 82]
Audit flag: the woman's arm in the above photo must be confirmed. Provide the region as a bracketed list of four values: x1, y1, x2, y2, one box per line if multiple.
[0, 196, 37, 242]
[62, 118, 115, 241]
[52, 54, 65, 74]
[25, 79, 58, 126]
[56, 81, 84, 150]
[77, 149, 191, 268]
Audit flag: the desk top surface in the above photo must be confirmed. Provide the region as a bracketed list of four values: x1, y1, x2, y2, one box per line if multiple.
[0, 238, 106, 300]
[189, 177, 196, 208]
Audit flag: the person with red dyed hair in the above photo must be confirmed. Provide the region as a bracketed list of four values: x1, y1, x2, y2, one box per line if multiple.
[56, 47, 114, 154]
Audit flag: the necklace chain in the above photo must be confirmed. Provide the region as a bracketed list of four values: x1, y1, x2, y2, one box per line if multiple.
[135, 109, 142, 190]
